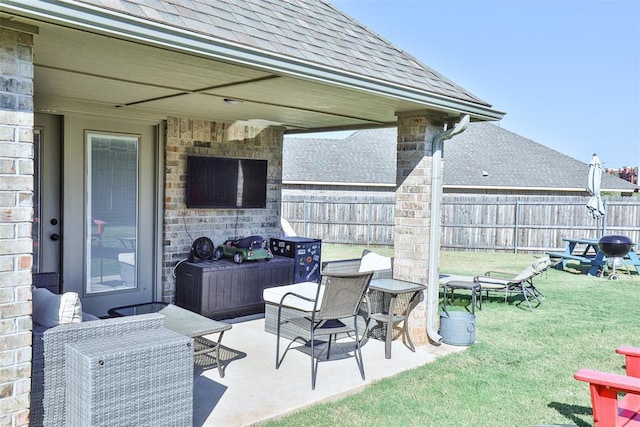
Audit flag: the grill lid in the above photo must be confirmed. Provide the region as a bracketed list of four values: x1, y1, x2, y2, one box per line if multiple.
[598, 235, 633, 258]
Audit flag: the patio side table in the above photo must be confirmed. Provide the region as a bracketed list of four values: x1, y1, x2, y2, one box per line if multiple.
[442, 280, 482, 314]
[368, 278, 426, 359]
[109, 303, 232, 377]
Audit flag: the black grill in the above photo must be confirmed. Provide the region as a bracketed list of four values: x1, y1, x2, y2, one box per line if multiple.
[598, 235, 633, 258]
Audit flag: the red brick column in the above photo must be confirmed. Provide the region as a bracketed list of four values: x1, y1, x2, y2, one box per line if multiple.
[394, 111, 446, 345]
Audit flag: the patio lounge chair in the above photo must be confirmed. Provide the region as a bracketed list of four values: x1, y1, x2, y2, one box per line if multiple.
[274, 271, 374, 390]
[439, 256, 550, 311]
[574, 346, 640, 426]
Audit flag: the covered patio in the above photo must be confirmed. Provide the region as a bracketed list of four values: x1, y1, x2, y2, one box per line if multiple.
[192, 315, 465, 426]
[0, 1, 505, 423]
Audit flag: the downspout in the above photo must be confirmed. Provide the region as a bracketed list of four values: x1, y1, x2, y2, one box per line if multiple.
[426, 114, 470, 342]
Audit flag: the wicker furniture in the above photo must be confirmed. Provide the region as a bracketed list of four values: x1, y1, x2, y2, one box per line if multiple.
[274, 271, 374, 389]
[32, 272, 59, 293]
[31, 313, 194, 426]
[367, 278, 426, 359]
[65, 328, 193, 426]
[109, 303, 232, 377]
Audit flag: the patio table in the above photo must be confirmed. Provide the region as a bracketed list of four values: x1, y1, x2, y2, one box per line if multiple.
[108, 302, 232, 377]
[368, 278, 426, 359]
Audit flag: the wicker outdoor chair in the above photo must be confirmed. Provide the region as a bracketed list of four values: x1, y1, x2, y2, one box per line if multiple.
[275, 271, 374, 390]
[32, 313, 193, 426]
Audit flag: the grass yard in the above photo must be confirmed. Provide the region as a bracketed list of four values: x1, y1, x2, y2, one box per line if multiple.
[261, 245, 640, 427]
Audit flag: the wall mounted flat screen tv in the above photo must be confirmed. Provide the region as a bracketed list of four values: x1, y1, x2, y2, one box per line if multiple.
[186, 156, 268, 209]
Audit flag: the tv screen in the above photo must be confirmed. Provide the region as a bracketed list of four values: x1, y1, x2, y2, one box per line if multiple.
[186, 156, 267, 209]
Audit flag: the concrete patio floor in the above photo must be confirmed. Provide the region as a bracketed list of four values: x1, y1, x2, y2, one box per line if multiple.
[193, 315, 467, 426]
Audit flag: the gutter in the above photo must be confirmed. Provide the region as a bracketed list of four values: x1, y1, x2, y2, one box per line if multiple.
[1, 0, 505, 121]
[426, 114, 470, 343]
[283, 180, 395, 188]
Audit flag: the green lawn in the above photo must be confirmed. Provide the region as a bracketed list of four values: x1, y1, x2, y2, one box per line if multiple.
[261, 245, 640, 427]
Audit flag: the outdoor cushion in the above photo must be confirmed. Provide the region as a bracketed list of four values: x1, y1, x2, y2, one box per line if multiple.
[359, 251, 392, 273]
[263, 282, 323, 312]
[82, 312, 100, 321]
[532, 256, 551, 273]
[32, 287, 83, 327]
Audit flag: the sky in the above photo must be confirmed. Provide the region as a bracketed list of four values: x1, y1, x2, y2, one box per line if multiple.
[303, 0, 640, 170]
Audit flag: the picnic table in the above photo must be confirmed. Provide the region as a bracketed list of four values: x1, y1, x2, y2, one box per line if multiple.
[546, 237, 640, 276]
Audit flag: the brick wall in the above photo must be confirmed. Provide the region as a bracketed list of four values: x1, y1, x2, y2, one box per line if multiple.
[162, 117, 284, 302]
[394, 111, 446, 345]
[0, 27, 35, 427]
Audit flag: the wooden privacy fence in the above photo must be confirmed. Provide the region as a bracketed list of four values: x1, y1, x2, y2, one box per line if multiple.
[281, 194, 640, 253]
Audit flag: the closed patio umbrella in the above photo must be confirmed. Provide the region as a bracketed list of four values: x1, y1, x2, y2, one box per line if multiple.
[586, 153, 606, 233]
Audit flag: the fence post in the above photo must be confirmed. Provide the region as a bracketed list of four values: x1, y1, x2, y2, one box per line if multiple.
[514, 200, 520, 253]
[303, 200, 308, 236]
[367, 201, 372, 246]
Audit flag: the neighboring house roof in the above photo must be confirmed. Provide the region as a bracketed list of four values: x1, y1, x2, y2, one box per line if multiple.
[444, 123, 637, 192]
[284, 129, 396, 186]
[283, 123, 639, 194]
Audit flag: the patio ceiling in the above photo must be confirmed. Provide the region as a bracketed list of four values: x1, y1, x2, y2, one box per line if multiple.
[2, 2, 504, 133]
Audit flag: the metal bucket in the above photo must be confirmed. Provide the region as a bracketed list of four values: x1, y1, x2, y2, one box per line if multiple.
[439, 310, 476, 346]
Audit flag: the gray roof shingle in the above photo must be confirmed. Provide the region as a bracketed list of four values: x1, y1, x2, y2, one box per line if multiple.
[76, 0, 490, 106]
[283, 127, 396, 185]
[284, 123, 639, 193]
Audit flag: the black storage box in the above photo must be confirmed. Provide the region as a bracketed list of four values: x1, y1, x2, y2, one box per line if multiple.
[175, 256, 294, 319]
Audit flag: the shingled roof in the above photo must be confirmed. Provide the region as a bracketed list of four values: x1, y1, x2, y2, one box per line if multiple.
[74, 0, 489, 106]
[284, 128, 396, 186]
[284, 123, 639, 193]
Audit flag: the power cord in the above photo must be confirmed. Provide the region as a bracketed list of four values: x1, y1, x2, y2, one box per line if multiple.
[182, 210, 193, 242]
[172, 258, 188, 278]
[173, 210, 192, 277]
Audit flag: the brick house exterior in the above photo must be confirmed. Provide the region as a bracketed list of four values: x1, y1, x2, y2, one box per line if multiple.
[0, 1, 505, 423]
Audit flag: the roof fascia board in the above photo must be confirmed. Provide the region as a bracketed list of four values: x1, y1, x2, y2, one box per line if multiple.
[0, 16, 39, 34]
[284, 180, 395, 187]
[3, 0, 505, 121]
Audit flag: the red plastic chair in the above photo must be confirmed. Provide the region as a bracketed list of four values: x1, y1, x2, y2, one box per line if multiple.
[574, 347, 640, 426]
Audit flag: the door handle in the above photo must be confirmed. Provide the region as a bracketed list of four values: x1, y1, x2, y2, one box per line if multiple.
[50, 233, 60, 241]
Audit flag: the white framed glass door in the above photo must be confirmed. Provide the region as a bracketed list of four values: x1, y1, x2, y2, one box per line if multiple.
[62, 116, 157, 317]
[85, 131, 139, 294]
